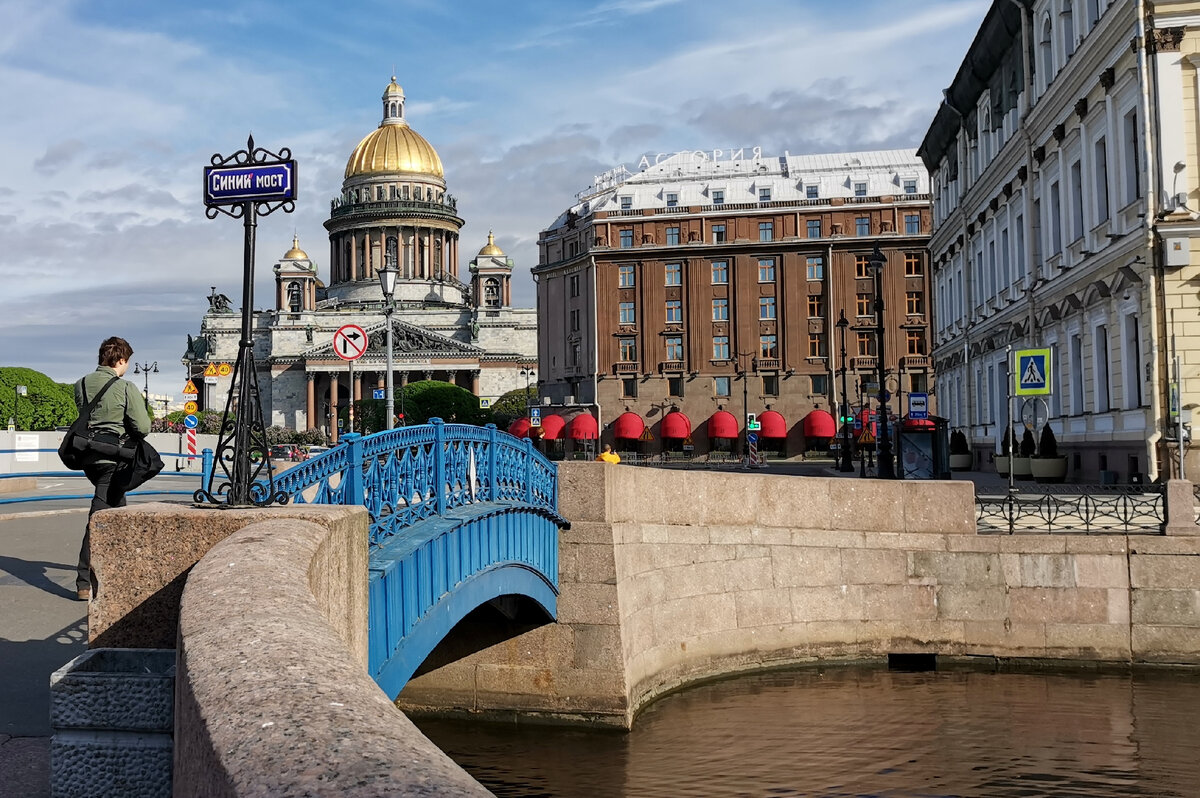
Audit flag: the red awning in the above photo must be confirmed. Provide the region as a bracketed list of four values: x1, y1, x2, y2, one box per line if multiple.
[567, 413, 598, 440]
[613, 411, 645, 440]
[903, 417, 935, 431]
[800, 410, 833, 439]
[540, 414, 566, 440]
[508, 418, 532, 438]
[708, 410, 739, 439]
[855, 409, 878, 436]
[760, 410, 789, 439]
[661, 411, 691, 439]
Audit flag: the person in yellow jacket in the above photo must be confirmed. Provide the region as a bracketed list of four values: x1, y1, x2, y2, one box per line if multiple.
[595, 443, 620, 464]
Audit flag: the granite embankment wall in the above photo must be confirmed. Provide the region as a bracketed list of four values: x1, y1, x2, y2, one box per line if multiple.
[399, 464, 1200, 727]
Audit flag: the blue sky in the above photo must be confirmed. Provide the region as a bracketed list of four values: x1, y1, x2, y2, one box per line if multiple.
[0, 0, 989, 399]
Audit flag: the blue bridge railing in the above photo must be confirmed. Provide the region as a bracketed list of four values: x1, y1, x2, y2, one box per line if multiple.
[269, 418, 559, 545]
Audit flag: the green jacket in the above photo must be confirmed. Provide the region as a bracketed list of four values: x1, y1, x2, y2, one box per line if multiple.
[74, 367, 152, 463]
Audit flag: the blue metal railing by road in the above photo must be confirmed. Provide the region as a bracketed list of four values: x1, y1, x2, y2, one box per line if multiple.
[269, 418, 559, 545]
[0, 448, 213, 505]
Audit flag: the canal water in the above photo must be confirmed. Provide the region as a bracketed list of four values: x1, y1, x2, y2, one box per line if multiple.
[413, 666, 1200, 797]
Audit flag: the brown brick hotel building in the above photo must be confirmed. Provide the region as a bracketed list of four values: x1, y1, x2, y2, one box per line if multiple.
[534, 149, 934, 458]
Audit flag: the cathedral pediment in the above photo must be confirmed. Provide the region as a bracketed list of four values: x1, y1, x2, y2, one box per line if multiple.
[301, 318, 483, 361]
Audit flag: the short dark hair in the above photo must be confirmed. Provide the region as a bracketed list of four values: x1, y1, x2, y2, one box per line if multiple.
[98, 337, 133, 367]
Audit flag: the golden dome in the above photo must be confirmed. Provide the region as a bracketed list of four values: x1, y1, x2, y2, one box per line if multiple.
[478, 231, 505, 257]
[344, 122, 444, 179]
[385, 76, 403, 95]
[283, 235, 309, 260]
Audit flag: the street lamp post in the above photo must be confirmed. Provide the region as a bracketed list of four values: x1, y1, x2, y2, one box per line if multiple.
[869, 245, 895, 479]
[737, 350, 754, 467]
[133, 362, 158, 400]
[378, 253, 399, 430]
[520, 367, 535, 412]
[836, 311, 854, 472]
[13, 384, 27, 430]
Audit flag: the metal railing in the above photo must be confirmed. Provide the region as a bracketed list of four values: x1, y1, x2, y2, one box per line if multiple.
[0, 448, 211, 505]
[269, 418, 558, 545]
[976, 483, 1166, 535]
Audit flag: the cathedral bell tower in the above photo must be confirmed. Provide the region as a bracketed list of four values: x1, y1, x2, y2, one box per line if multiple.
[274, 236, 320, 314]
[469, 231, 512, 309]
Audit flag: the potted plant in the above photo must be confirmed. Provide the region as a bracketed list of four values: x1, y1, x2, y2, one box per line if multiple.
[994, 427, 1013, 477]
[949, 429, 973, 471]
[1030, 423, 1068, 483]
[1012, 427, 1036, 480]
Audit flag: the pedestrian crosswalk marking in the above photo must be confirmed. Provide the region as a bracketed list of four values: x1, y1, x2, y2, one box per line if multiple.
[1021, 358, 1045, 387]
[1015, 348, 1052, 396]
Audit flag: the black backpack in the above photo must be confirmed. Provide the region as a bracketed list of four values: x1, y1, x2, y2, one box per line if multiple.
[58, 376, 122, 470]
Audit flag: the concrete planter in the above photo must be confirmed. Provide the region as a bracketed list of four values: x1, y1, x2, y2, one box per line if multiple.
[994, 455, 1010, 476]
[949, 453, 973, 472]
[1031, 457, 1068, 483]
[50, 648, 175, 798]
[1011, 456, 1033, 480]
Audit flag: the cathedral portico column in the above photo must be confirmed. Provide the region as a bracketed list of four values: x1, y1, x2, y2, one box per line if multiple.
[471, 369, 480, 394]
[350, 233, 359, 282]
[329, 373, 340, 444]
[306, 372, 316, 431]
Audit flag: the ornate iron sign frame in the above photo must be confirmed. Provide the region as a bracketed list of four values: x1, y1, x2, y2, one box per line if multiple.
[195, 135, 296, 507]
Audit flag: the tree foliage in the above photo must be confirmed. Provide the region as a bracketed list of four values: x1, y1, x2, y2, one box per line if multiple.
[489, 388, 532, 428]
[0, 367, 79, 430]
[400, 380, 493, 426]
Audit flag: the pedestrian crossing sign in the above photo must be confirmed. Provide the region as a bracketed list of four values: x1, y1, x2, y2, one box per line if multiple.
[1015, 348, 1051, 396]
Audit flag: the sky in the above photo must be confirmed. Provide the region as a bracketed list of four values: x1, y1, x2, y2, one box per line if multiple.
[0, 0, 989, 401]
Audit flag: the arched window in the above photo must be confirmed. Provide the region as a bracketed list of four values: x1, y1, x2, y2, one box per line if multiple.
[1039, 16, 1054, 91]
[484, 278, 500, 308]
[287, 281, 302, 313]
[386, 236, 399, 267]
[1061, 1, 1075, 58]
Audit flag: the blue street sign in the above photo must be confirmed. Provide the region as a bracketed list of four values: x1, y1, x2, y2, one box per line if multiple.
[908, 392, 929, 419]
[372, 388, 385, 400]
[747, 432, 759, 445]
[183, 414, 199, 429]
[204, 160, 297, 206]
[854, 416, 863, 431]
[1015, 348, 1051, 396]
[530, 407, 541, 419]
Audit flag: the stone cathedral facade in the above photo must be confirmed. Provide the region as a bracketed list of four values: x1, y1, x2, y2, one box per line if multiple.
[184, 78, 536, 441]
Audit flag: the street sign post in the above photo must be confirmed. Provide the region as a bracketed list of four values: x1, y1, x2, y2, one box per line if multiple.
[479, 397, 492, 409]
[373, 388, 386, 400]
[1015, 348, 1051, 396]
[333, 325, 368, 361]
[529, 407, 541, 428]
[908, 392, 929, 420]
[204, 160, 296, 206]
[183, 414, 199, 430]
[183, 379, 199, 396]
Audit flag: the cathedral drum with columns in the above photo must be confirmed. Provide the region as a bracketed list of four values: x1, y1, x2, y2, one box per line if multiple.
[184, 78, 537, 442]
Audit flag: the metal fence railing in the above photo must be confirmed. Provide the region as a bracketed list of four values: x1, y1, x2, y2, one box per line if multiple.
[0, 448, 213, 505]
[976, 483, 1167, 535]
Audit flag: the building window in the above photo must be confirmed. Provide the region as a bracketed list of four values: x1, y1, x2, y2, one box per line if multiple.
[712, 190, 725, 205]
[666, 300, 683, 323]
[759, 222, 774, 242]
[763, 374, 780, 396]
[806, 185, 819, 199]
[854, 182, 867, 196]
[759, 187, 772, 202]
[856, 216, 870, 236]
[666, 227, 681, 246]
[906, 330, 926, 355]
[1095, 137, 1110, 224]
[758, 258, 776, 282]
[665, 262, 682, 285]
[759, 296, 776, 320]
[811, 374, 828, 394]
[906, 292, 924, 315]
[857, 332, 877, 356]
[855, 254, 871, 278]
[666, 337, 683, 361]
[668, 376, 684, 397]
[904, 214, 920, 235]
[570, 274, 580, 297]
[806, 256, 824, 281]
[760, 334, 777, 358]
[619, 229, 633, 248]
[903, 179, 918, 194]
[1123, 109, 1141, 204]
[807, 219, 821, 238]
[808, 333, 827, 358]
[856, 293, 872, 317]
[666, 192, 678, 208]
[1070, 160, 1084, 241]
[711, 224, 727, 244]
[621, 377, 638, 398]
[619, 338, 637, 362]
[714, 376, 731, 396]
[618, 264, 635, 288]
[712, 298, 729, 321]
[619, 301, 635, 325]
[571, 343, 580, 366]
[807, 294, 824, 318]
[1049, 181, 1063, 254]
[711, 260, 728, 284]
[713, 336, 730, 360]
[620, 196, 632, 210]
[904, 252, 923, 277]
[570, 308, 580, 331]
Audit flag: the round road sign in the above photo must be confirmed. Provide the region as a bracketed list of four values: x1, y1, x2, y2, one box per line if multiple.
[333, 324, 369, 361]
[217, 363, 232, 377]
[183, 400, 198, 414]
[183, 414, 199, 429]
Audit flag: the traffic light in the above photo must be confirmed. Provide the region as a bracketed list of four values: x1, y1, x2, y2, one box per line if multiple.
[838, 405, 854, 425]
[746, 412, 757, 426]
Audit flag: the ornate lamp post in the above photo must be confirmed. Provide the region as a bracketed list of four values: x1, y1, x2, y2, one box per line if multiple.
[378, 253, 399, 430]
[836, 311, 855, 472]
[133, 361, 158, 400]
[869, 245, 896, 479]
[519, 367, 536, 412]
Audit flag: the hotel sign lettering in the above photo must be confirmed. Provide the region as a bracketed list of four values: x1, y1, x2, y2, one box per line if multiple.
[204, 161, 297, 206]
[636, 147, 764, 170]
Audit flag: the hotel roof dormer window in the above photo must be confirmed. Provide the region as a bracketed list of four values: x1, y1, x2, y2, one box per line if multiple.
[854, 182, 868, 197]
[620, 196, 633, 210]
[903, 178, 918, 194]
[806, 184, 819, 199]
[712, 189, 725, 205]
[666, 192, 678, 208]
[759, 187, 772, 202]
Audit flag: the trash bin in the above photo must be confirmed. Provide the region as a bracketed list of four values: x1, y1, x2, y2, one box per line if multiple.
[50, 648, 175, 798]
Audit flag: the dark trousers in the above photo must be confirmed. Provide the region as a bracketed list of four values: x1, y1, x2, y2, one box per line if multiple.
[78, 462, 131, 591]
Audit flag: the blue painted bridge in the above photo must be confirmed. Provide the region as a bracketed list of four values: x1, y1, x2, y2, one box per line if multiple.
[269, 419, 567, 700]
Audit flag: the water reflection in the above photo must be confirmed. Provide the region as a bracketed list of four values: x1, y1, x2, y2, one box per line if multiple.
[414, 667, 1200, 797]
